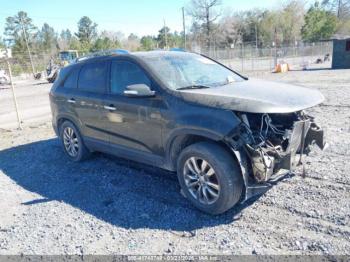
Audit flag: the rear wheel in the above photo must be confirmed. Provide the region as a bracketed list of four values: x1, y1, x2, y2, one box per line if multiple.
[59, 121, 90, 162]
[177, 142, 243, 215]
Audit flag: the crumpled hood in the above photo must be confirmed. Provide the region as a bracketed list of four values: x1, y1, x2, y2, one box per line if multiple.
[178, 78, 325, 113]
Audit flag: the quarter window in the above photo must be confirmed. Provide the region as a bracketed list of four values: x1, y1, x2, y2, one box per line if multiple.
[346, 40, 350, 51]
[78, 62, 107, 93]
[63, 67, 79, 89]
[110, 61, 151, 95]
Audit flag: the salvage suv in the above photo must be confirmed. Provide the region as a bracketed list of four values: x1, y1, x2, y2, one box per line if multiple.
[50, 50, 326, 214]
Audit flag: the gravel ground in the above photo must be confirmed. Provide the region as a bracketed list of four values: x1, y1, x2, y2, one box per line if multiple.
[0, 68, 349, 255]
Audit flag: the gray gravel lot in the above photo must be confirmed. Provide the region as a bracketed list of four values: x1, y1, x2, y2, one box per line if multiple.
[0, 68, 349, 255]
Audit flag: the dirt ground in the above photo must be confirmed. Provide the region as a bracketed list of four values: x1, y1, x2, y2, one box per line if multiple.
[0, 68, 349, 255]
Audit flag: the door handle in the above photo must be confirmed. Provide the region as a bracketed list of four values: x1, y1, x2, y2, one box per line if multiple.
[104, 105, 117, 111]
[67, 98, 76, 104]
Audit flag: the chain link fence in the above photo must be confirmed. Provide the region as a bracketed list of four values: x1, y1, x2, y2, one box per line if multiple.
[200, 41, 333, 72]
[0, 41, 334, 81]
[0, 53, 53, 82]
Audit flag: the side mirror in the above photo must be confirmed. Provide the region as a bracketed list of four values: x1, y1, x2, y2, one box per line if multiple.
[124, 84, 155, 97]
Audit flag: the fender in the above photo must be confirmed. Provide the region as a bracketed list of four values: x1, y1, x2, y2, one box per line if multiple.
[164, 128, 225, 171]
[167, 127, 224, 145]
[55, 113, 83, 135]
[230, 148, 251, 202]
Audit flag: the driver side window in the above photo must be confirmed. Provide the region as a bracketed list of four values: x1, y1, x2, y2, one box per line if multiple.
[110, 61, 151, 95]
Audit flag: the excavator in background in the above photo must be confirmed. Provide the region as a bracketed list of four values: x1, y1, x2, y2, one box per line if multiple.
[47, 50, 79, 83]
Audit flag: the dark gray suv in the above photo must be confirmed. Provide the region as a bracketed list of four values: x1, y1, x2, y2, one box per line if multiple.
[50, 50, 326, 214]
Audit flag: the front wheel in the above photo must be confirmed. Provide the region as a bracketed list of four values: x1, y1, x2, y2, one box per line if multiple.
[177, 142, 243, 215]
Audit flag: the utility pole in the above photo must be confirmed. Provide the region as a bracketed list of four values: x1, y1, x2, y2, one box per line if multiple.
[182, 7, 187, 49]
[163, 19, 168, 50]
[20, 17, 35, 78]
[274, 27, 278, 68]
[255, 23, 258, 52]
[5, 49, 22, 129]
[337, 0, 341, 18]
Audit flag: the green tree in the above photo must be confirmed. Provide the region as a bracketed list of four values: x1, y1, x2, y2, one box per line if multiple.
[68, 36, 82, 50]
[171, 31, 183, 47]
[0, 37, 5, 49]
[301, 2, 338, 42]
[140, 36, 156, 50]
[323, 0, 350, 34]
[127, 33, 139, 42]
[40, 23, 57, 51]
[58, 29, 73, 50]
[92, 37, 120, 51]
[4, 11, 37, 54]
[187, 0, 222, 48]
[125, 33, 140, 51]
[4, 11, 37, 75]
[75, 16, 98, 46]
[322, 0, 350, 19]
[279, 1, 305, 44]
[60, 29, 72, 43]
[157, 26, 171, 48]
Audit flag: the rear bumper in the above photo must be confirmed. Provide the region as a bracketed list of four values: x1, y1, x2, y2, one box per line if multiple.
[52, 121, 59, 136]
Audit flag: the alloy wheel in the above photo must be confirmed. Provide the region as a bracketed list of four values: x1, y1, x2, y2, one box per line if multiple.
[63, 127, 79, 157]
[183, 157, 220, 205]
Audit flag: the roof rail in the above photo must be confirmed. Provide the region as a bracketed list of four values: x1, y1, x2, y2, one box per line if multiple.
[170, 48, 186, 52]
[150, 48, 187, 52]
[77, 49, 129, 62]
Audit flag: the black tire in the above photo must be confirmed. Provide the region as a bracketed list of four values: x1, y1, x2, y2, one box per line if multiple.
[177, 142, 243, 215]
[59, 121, 90, 162]
[47, 72, 57, 83]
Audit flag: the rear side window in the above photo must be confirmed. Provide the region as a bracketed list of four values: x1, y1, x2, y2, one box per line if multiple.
[346, 40, 350, 51]
[78, 62, 107, 93]
[110, 61, 151, 95]
[63, 67, 79, 88]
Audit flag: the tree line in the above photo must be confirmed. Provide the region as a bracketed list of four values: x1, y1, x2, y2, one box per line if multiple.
[1, 0, 349, 59]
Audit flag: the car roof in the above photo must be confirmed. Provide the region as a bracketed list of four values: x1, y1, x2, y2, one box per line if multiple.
[77, 50, 194, 63]
[64, 50, 198, 72]
[131, 50, 198, 59]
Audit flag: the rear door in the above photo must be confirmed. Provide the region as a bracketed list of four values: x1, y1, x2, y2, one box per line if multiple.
[102, 59, 165, 158]
[73, 61, 109, 142]
[50, 66, 80, 131]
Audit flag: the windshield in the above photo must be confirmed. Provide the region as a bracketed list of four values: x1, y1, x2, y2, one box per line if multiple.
[139, 52, 244, 90]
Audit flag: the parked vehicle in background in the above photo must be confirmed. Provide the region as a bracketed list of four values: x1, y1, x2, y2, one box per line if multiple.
[49, 50, 326, 214]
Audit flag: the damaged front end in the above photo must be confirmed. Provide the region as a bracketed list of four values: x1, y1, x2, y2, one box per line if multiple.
[227, 111, 326, 200]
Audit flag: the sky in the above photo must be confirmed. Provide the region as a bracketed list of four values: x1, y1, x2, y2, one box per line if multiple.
[0, 0, 283, 38]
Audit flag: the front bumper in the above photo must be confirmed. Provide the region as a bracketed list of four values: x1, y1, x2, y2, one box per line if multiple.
[273, 120, 326, 173]
[276, 119, 326, 172]
[230, 118, 326, 202]
[248, 118, 326, 183]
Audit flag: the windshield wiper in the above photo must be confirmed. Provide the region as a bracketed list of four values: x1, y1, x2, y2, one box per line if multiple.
[176, 85, 211, 91]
